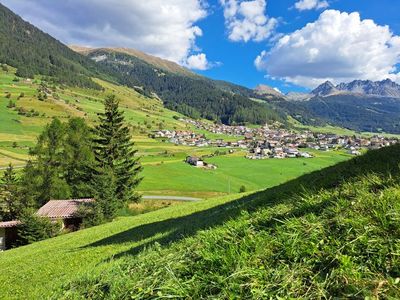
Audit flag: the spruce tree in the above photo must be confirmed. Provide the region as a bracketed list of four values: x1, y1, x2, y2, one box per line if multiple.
[0, 163, 20, 221]
[93, 95, 142, 217]
[63, 118, 95, 198]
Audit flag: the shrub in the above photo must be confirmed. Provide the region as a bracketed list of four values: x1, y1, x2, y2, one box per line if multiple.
[239, 185, 246, 193]
[17, 210, 60, 245]
[7, 100, 16, 108]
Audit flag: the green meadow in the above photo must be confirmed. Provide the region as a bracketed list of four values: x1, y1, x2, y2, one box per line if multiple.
[140, 150, 350, 197]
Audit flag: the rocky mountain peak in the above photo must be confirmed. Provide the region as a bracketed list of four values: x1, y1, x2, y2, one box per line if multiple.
[311, 80, 338, 96]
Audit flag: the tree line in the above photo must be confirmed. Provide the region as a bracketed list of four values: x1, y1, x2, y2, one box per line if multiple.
[0, 95, 142, 244]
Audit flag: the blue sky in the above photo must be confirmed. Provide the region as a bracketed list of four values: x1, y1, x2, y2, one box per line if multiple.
[2, 0, 400, 93]
[196, 0, 400, 92]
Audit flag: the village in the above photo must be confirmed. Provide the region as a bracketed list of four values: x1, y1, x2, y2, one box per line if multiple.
[153, 118, 400, 160]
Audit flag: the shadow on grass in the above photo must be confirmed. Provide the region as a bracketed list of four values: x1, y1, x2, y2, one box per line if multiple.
[85, 145, 400, 260]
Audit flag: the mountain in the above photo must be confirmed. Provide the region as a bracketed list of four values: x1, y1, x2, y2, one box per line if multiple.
[281, 78, 400, 133]
[70, 46, 196, 78]
[336, 79, 400, 98]
[311, 79, 400, 98]
[254, 84, 284, 99]
[311, 80, 339, 97]
[285, 92, 311, 101]
[0, 3, 101, 89]
[74, 47, 285, 125]
[297, 94, 400, 133]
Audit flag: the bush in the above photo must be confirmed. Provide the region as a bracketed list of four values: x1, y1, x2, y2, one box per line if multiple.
[17, 210, 60, 245]
[7, 100, 16, 108]
[77, 202, 105, 229]
[239, 185, 246, 193]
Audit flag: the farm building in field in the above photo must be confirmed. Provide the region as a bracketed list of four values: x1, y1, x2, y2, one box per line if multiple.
[0, 221, 20, 250]
[186, 156, 204, 167]
[37, 198, 94, 230]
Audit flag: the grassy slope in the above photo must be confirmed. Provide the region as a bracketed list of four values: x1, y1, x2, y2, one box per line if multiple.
[61, 144, 400, 299]
[0, 145, 399, 299]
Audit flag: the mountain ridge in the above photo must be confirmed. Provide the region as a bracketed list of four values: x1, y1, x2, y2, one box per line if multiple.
[70, 45, 196, 78]
[311, 78, 400, 98]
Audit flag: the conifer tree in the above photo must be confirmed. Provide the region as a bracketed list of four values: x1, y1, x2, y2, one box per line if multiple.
[92, 95, 142, 217]
[0, 163, 20, 221]
[20, 118, 94, 207]
[63, 118, 95, 198]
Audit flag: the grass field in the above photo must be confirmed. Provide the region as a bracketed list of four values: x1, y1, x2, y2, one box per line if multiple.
[0, 145, 398, 299]
[139, 149, 350, 197]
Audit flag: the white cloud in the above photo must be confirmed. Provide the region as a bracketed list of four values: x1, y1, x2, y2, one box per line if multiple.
[1, 0, 213, 68]
[294, 0, 329, 11]
[184, 53, 210, 70]
[220, 0, 277, 42]
[255, 10, 400, 88]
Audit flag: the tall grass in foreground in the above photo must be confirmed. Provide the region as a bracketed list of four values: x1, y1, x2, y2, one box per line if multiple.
[59, 145, 400, 299]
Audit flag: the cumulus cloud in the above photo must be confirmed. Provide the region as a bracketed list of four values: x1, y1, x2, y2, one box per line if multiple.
[1, 0, 213, 68]
[294, 0, 329, 11]
[184, 53, 210, 70]
[255, 10, 400, 88]
[220, 0, 277, 42]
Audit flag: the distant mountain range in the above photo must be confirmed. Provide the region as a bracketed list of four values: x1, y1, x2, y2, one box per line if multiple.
[284, 79, 400, 101]
[312, 79, 400, 98]
[278, 79, 400, 134]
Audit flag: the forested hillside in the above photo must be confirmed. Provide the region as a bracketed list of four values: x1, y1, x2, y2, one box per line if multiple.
[79, 49, 285, 125]
[298, 95, 400, 133]
[0, 4, 103, 89]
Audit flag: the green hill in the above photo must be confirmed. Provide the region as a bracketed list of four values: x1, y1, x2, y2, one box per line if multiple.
[0, 145, 399, 299]
[0, 3, 103, 89]
[75, 48, 284, 125]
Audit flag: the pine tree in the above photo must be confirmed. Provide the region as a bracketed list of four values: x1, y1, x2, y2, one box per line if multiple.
[92, 95, 142, 218]
[0, 163, 20, 221]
